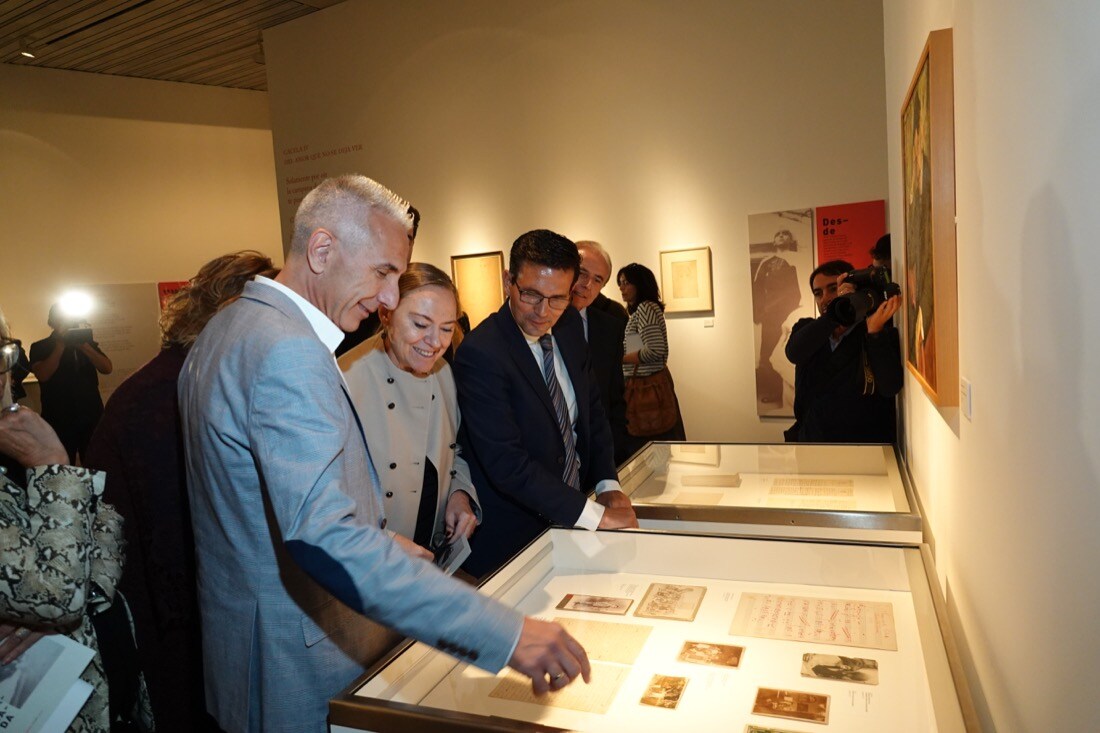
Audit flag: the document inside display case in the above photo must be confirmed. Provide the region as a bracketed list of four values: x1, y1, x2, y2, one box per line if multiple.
[331, 530, 968, 733]
[617, 443, 921, 544]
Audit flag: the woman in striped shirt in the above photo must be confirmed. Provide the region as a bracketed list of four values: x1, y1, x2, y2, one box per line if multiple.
[617, 263, 686, 453]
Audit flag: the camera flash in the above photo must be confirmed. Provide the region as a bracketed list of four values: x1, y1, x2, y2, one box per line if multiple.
[58, 290, 94, 319]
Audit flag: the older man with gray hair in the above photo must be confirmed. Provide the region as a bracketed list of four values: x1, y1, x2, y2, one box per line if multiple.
[571, 240, 630, 463]
[179, 176, 590, 733]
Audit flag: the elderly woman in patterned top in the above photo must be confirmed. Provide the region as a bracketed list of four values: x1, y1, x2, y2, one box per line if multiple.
[0, 310, 150, 732]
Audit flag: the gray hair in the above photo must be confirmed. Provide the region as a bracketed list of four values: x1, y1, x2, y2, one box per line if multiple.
[290, 175, 415, 255]
[575, 240, 612, 272]
[0, 305, 10, 340]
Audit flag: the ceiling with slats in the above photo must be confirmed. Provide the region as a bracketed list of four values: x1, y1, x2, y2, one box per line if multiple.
[1, 0, 345, 91]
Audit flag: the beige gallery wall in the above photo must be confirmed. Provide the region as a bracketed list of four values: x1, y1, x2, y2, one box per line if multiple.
[1, 64, 283, 353]
[883, 0, 1100, 730]
[263, 0, 890, 443]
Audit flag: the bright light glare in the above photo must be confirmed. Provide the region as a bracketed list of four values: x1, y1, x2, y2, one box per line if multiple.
[58, 290, 94, 319]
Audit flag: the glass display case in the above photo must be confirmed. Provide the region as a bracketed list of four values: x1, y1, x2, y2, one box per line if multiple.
[618, 443, 922, 544]
[330, 529, 977, 732]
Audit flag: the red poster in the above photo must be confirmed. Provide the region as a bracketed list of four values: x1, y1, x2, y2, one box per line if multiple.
[816, 200, 886, 269]
[157, 281, 188, 311]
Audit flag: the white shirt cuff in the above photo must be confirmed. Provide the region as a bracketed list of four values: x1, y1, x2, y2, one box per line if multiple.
[593, 479, 623, 495]
[575, 498, 606, 530]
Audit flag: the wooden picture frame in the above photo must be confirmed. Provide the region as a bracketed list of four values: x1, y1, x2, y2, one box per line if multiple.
[901, 28, 958, 406]
[450, 251, 505, 329]
[659, 246, 713, 313]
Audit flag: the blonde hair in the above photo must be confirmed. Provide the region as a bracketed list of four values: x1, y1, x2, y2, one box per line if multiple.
[160, 251, 277, 349]
[385, 262, 466, 349]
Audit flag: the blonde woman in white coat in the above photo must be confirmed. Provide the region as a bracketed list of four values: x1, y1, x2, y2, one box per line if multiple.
[339, 263, 479, 554]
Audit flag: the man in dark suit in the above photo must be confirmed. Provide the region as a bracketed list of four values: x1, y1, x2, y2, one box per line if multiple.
[454, 230, 638, 578]
[784, 259, 903, 443]
[570, 241, 630, 465]
[590, 291, 628, 323]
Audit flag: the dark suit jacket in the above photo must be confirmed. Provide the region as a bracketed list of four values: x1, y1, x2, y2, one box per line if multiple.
[454, 303, 617, 577]
[585, 307, 629, 465]
[591, 292, 628, 323]
[783, 316, 902, 443]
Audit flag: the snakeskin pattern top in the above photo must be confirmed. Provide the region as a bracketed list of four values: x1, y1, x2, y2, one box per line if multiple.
[0, 464, 122, 732]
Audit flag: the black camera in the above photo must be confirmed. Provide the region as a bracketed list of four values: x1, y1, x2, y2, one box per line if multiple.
[63, 324, 94, 345]
[826, 266, 901, 326]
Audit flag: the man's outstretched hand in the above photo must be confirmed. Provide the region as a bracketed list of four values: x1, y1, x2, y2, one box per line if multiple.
[508, 617, 592, 695]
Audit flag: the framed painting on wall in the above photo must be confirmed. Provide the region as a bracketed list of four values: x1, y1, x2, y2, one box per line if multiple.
[901, 28, 959, 406]
[659, 246, 713, 314]
[450, 251, 505, 329]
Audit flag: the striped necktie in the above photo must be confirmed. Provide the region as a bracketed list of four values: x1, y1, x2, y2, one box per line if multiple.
[538, 334, 580, 490]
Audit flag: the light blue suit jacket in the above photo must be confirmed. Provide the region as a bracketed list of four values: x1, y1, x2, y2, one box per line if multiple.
[178, 281, 522, 732]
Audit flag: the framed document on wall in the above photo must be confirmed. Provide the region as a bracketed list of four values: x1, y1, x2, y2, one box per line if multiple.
[901, 28, 958, 406]
[659, 246, 713, 313]
[450, 251, 505, 329]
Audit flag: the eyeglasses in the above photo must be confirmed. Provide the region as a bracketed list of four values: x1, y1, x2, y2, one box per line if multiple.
[0, 339, 21, 374]
[514, 286, 570, 311]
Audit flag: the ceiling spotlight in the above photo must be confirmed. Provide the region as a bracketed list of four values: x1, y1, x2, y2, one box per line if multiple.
[19, 37, 37, 59]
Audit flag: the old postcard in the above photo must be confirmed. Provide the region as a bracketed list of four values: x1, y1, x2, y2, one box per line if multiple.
[745, 725, 802, 733]
[554, 617, 652, 665]
[730, 593, 897, 651]
[635, 583, 706, 622]
[752, 687, 829, 725]
[556, 593, 633, 616]
[639, 674, 688, 709]
[488, 661, 629, 714]
[681, 473, 742, 488]
[677, 641, 744, 668]
[801, 653, 879, 685]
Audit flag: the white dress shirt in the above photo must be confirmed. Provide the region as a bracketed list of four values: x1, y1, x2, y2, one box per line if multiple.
[521, 328, 622, 530]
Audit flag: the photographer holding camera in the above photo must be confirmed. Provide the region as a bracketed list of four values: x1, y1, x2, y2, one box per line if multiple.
[783, 259, 902, 443]
[29, 303, 113, 463]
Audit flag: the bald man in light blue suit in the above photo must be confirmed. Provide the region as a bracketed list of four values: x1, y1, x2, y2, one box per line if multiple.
[179, 176, 590, 733]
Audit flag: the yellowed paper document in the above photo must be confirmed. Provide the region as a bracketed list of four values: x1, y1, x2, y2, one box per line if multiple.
[730, 593, 897, 651]
[488, 661, 629, 714]
[554, 617, 653, 665]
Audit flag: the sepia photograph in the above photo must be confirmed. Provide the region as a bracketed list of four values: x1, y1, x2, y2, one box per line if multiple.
[639, 674, 688, 709]
[752, 688, 829, 725]
[556, 593, 633, 616]
[634, 583, 707, 622]
[677, 641, 744, 668]
[801, 653, 879, 685]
